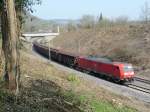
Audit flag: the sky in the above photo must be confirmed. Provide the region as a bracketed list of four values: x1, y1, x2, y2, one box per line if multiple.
[33, 0, 150, 20]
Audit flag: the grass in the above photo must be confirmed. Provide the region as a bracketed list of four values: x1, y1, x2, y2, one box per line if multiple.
[63, 90, 136, 112]
[90, 100, 135, 112]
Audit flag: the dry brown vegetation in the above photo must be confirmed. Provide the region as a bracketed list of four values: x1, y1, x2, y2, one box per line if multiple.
[53, 24, 150, 79]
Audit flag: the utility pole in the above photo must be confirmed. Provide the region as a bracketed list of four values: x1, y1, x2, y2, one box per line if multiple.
[57, 26, 60, 34]
[48, 40, 51, 62]
[78, 40, 80, 54]
[48, 39, 53, 62]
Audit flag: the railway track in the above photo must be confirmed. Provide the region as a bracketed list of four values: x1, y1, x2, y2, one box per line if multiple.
[126, 77, 150, 94]
[126, 84, 150, 94]
[134, 77, 150, 85]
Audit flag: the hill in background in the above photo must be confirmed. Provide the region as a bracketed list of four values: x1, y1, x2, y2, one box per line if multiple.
[53, 24, 150, 79]
[22, 13, 77, 33]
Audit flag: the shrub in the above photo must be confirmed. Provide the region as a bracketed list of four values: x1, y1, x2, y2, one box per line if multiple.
[67, 73, 80, 84]
[110, 47, 136, 63]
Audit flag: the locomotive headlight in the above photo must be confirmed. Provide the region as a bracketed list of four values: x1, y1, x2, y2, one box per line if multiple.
[124, 73, 128, 75]
[130, 72, 134, 75]
[124, 72, 134, 76]
[127, 66, 132, 69]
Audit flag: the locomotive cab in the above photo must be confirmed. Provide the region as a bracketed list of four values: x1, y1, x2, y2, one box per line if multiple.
[122, 64, 135, 82]
[113, 62, 135, 82]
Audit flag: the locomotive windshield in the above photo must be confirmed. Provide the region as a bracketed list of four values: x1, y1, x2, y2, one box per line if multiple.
[123, 65, 133, 72]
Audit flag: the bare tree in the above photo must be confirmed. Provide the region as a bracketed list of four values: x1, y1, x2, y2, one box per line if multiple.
[67, 20, 76, 32]
[79, 15, 95, 29]
[98, 13, 103, 22]
[140, 1, 150, 23]
[115, 16, 128, 25]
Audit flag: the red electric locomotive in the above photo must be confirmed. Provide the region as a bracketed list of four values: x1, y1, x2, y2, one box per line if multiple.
[76, 56, 134, 83]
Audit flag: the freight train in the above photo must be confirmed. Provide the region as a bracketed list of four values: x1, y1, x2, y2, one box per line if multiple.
[33, 42, 135, 83]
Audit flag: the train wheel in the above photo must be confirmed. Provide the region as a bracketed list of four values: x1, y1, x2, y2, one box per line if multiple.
[75, 67, 83, 72]
[106, 77, 111, 81]
[114, 79, 120, 83]
[119, 80, 125, 85]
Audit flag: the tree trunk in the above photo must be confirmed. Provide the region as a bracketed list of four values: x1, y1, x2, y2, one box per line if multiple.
[1, 0, 20, 93]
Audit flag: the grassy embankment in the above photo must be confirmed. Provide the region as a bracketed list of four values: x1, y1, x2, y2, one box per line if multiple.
[0, 42, 140, 112]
